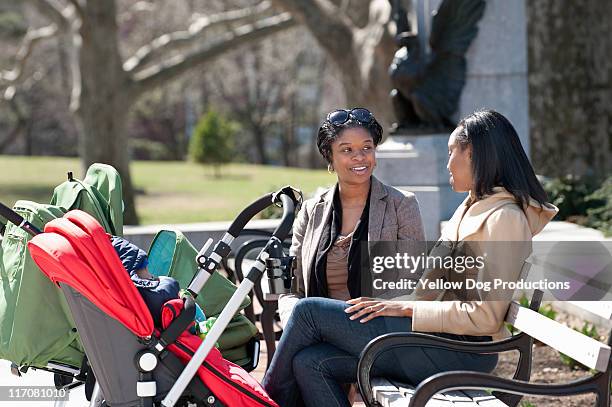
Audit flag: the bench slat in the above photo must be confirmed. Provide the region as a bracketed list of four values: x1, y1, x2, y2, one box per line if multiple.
[372, 377, 399, 404]
[373, 378, 415, 407]
[506, 302, 611, 371]
[395, 389, 454, 406]
[373, 378, 491, 406]
[462, 390, 508, 407]
[390, 379, 447, 402]
[442, 391, 480, 406]
[381, 391, 412, 407]
[567, 301, 612, 320]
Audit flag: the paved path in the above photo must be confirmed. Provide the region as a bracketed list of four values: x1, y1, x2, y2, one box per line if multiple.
[0, 359, 88, 406]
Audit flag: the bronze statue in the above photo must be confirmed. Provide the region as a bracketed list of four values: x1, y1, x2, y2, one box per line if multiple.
[389, 0, 486, 133]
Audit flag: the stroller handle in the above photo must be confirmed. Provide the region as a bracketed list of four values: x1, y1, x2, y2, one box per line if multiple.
[189, 186, 301, 296]
[0, 201, 42, 236]
[271, 187, 300, 241]
[226, 185, 302, 239]
[227, 193, 274, 238]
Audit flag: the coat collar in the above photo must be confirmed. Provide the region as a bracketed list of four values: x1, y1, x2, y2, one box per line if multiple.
[442, 187, 550, 241]
[368, 176, 387, 241]
[310, 175, 387, 252]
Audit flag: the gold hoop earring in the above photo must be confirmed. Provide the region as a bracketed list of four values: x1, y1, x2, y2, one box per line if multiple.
[328, 163, 334, 173]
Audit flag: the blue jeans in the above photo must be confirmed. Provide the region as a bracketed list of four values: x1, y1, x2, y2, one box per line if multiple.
[262, 297, 498, 407]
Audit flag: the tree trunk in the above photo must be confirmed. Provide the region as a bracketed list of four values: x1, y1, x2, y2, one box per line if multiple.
[251, 125, 269, 164]
[527, 0, 612, 179]
[76, 0, 139, 224]
[270, 0, 396, 127]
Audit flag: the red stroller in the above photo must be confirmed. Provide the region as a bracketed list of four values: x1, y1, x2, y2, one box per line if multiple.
[26, 187, 301, 406]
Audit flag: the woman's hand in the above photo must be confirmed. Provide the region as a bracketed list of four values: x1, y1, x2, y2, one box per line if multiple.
[345, 297, 413, 323]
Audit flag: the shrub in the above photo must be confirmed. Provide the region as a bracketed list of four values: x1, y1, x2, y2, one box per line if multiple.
[585, 177, 612, 237]
[189, 110, 236, 178]
[131, 138, 173, 161]
[542, 175, 601, 222]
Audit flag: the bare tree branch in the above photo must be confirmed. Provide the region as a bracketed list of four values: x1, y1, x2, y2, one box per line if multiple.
[130, 13, 296, 98]
[66, 31, 81, 111]
[66, 0, 84, 20]
[1, 25, 58, 99]
[25, 0, 72, 29]
[124, 1, 274, 73]
[65, 0, 83, 14]
[22, 0, 82, 109]
[269, 0, 355, 58]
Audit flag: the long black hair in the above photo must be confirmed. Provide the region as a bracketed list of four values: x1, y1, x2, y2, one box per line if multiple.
[456, 110, 548, 208]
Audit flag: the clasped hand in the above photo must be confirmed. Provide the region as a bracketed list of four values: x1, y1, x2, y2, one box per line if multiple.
[344, 297, 413, 323]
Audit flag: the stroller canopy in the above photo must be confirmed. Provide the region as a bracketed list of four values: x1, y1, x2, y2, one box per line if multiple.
[28, 210, 153, 338]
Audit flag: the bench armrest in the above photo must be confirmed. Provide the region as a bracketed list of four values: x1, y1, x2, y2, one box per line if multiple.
[408, 369, 611, 407]
[357, 332, 533, 407]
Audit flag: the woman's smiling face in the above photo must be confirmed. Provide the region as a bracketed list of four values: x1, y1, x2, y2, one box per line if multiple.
[330, 127, 376, 185]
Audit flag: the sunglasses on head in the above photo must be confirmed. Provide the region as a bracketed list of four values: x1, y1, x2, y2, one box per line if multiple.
[326, 108, 374, 126]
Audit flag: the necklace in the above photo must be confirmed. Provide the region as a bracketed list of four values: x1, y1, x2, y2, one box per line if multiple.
[343, 204, 366, 209]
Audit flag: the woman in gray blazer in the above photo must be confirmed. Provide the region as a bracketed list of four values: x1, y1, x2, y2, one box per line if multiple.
[265, 108, 425, 405]
[278, 108, 425, 325]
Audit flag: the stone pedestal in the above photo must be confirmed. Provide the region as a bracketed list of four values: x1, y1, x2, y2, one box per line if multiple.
[416, 0, 530, 152]
[458, 0, 530, 152]
[374, 133, 466, 240]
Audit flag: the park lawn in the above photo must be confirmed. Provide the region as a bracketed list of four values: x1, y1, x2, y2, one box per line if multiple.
[0, 155, 335, 225]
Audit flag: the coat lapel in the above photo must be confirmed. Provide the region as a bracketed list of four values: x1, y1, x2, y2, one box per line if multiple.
[303, 188, 334, 294]
[368, 176, 388, 242]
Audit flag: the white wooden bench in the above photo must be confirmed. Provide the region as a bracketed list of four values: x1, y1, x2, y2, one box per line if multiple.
[357, 292, 612, 407]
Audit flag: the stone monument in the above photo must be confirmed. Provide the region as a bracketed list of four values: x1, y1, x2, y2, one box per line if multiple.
[375, 0, 529, 239]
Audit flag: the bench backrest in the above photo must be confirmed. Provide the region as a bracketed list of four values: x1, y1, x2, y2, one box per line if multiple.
[505, 300, 611, 372]
[567, 301, 612, 320]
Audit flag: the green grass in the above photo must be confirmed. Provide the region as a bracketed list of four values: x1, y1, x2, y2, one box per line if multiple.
[0, 155, 335, 225]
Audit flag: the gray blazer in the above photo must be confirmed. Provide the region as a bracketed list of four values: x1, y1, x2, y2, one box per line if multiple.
[278, 176, 425, 326]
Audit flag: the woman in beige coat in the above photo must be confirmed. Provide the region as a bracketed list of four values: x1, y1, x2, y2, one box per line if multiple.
[263, 110, 558, 407]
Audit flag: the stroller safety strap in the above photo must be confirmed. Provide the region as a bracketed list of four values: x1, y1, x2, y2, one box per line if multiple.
[158, 297, 196, 348]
